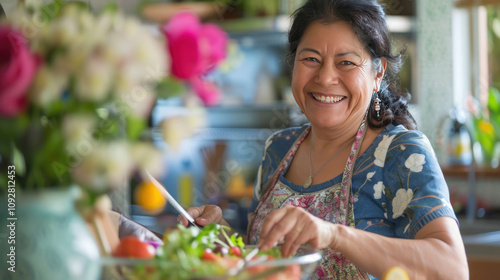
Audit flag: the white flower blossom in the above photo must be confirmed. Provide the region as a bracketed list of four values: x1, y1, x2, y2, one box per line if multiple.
[134, 31, 166, 72]
[75, 57, 114, 102]
[29, 66, 68, 108]
[65, 39, 95, 73]
[62, 114, 96, 147]
[392, 188, 414, 219]
[373, 181, 385, 199]
[405, 153, 426, 172]
[366, 171, 376, 181]
[101, 142, 134, 189]
[51, 7, 80, 46]
[94, 12, 116, 36]
[101, 32, 135, 65]
[113, 63, 143, 98]
[374, 135, 396, 167]
[72, 142, 133, 191]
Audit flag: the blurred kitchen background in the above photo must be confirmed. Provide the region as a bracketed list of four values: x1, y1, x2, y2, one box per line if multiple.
[2, 0, 499, 277]
[135, 0, 421, 232]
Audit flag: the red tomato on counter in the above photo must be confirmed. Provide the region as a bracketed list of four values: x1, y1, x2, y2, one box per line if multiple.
[113, 236, 155, 259]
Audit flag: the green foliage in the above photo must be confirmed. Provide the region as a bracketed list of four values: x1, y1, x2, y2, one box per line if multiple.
[230, 233, 245, 250]
[12, 144, 25, 177]
[126, 115, 146, 140]
[155, 77, 186, 99]
[157, 223, 233, 278]
[257, 246, 282, 259]
[135, 223, 290, 279]
[468, 87, 500, 164]
[101, 1, 119, 13]
[161, 223, 225, 260]
[487, 87, 500, 140]
[243, 0, 279, 17]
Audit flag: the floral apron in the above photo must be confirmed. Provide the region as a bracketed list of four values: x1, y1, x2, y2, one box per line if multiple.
[248, 116, 371, 280]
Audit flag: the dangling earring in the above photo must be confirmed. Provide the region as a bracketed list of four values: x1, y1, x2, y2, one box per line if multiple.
[374, 91, 381, 121]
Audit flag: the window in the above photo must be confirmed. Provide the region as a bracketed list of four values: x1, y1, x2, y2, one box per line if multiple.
[487, 5, 500, 89]
[454, 0, 500, 104]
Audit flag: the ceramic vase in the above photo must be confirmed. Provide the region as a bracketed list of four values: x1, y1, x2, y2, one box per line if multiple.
[0, 186, 100, 280]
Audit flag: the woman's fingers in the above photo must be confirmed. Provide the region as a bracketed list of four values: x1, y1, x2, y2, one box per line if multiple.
[283, 236, 303, 258]
[195, 205, 223, 225]
[178, 215, 190, 227]
[258, 205, 334, 256]
[281, 224, 306, 257]
[258, 205, 304, 250]
[257, 207, 288, 249]
[177, 205, 223, 227]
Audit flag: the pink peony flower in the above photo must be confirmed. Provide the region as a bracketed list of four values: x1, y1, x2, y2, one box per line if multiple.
[190, 76, 220, 107]
[201, 23, 228, 71]
[162, 11, 227, 80]
[0, 26, 39, 116]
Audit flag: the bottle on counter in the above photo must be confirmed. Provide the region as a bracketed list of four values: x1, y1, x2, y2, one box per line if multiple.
[447, 110, 472, 166]
[178, 159, 194, 208]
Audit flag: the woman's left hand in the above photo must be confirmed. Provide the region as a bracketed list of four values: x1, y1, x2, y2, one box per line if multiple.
[257, 204, 337, 257]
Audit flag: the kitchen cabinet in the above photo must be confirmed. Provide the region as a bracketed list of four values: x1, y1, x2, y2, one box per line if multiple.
[462, 230, 500, 279]
[443, 165, 500, 279]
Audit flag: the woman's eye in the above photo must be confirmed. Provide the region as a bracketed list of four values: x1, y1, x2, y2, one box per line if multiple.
[303, 57, 319, 63]
[340, 61, 355, 66]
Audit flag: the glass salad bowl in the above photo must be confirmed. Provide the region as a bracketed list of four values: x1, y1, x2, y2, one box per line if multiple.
[99, 245, 323, 280]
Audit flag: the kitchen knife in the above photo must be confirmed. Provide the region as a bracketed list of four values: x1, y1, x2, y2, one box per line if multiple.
[144, 169, 201, 229]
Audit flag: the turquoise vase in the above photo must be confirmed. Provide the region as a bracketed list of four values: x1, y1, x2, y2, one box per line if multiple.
[0, 186, 100, 280]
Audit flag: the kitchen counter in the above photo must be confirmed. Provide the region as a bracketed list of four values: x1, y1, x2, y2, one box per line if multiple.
[463, 231, 500, 258]
[459, 219, 500, 279]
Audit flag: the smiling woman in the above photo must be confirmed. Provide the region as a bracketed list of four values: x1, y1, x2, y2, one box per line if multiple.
[179, 1, 469, 279]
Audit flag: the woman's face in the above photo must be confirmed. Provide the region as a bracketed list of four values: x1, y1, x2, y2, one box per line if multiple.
[292, 21, 384, 130]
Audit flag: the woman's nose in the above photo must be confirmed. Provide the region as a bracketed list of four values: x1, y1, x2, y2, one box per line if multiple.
[315, 64, 339, 86]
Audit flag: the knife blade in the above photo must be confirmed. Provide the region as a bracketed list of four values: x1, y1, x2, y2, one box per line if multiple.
[144, 169, 201, 229]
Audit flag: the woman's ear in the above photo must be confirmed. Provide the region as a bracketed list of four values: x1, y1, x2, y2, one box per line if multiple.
[374, 58, 387, 91]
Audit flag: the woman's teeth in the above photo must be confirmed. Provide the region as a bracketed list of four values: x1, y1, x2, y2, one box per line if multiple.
[312, 94, 344, 104]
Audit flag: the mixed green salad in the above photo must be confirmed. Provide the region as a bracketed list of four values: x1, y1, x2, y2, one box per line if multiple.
[109, 223, 295, 280]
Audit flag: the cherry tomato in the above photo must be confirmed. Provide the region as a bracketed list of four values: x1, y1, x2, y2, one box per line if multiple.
[112, 236, 155, 259]
[201, 249, 219, 261]
[229, 246, 241, 257]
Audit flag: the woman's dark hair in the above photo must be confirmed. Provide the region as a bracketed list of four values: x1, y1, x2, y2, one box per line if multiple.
[288, 0, 417, 130]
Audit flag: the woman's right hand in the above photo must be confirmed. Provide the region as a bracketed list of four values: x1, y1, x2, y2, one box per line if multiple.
[178, 204, 226, 227]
